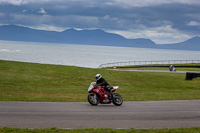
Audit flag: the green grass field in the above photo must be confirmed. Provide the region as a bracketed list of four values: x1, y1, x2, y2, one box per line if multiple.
[0, 60, 200, 102]
[1, 60, 200, 132]
[1, 127, 200, 133]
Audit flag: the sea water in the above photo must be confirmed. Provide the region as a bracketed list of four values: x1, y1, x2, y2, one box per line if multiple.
[0, 40, 200, 68]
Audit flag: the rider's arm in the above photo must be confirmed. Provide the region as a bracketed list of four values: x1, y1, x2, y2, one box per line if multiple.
[96, 78, 107, 87]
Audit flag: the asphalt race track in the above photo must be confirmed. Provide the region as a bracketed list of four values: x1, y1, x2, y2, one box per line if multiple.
[0, 100, 200, 129]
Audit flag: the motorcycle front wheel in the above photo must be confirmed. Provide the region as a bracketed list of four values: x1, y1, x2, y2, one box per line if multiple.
[88, 94, 99, 106]
[112, 93, 123, 106]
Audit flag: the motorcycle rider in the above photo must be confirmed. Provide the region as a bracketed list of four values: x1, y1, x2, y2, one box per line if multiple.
[95, 74, 113, 99]
[169, 65, 176, 71]
[169, 65, 173, 71]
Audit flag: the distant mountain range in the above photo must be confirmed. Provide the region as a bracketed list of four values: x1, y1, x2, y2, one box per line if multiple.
[0, 25, 200, 51]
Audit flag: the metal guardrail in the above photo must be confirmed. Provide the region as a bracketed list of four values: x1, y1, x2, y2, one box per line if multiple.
[98, 60, 200, 68]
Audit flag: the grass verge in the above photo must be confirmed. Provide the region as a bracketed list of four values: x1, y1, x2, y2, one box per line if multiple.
[1, 127, 200, 133]
[0, 60, 200, 102]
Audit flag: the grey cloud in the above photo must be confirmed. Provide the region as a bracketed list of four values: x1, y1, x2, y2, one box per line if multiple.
[0, 0, 200, 43]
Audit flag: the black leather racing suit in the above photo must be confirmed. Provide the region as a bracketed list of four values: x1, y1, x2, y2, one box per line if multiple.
[96, 77, 112, 93]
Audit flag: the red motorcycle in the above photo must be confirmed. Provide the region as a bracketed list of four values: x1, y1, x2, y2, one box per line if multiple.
[87, 82, 123, 106]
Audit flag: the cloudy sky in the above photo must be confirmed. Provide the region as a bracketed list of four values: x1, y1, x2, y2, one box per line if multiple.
[0, 0, 200, 44]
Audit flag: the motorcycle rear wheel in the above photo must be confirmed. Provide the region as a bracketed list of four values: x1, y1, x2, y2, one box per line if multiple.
[88, 94, 99, 106]
[112, 93, 123, 106]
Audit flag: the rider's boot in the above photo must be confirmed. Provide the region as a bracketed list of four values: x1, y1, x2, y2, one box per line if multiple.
[109, 91, 113, 100]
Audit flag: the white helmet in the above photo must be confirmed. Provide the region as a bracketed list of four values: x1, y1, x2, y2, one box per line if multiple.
[95, 74, 102, 81]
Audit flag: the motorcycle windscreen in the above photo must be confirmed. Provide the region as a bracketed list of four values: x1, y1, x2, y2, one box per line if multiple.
[88, 82, 96, 92]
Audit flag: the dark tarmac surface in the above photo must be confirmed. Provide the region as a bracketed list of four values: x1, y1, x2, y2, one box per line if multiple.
[112, 69, 200, 73]
[0, 100, 200, 129]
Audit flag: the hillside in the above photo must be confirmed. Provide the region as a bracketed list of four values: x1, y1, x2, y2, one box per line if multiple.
[157, 36, 200, 51]
[0, 60, 200, 102]
[0, 25, 200, 50]
[0, 25, 156, 47]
